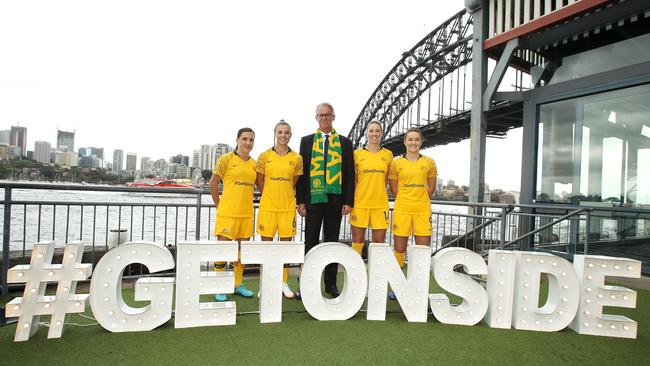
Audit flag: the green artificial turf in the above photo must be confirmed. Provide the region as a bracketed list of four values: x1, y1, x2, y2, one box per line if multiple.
[1, 275, 648, 365]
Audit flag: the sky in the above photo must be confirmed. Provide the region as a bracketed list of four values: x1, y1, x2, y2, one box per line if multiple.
[0, 0, 523, 191]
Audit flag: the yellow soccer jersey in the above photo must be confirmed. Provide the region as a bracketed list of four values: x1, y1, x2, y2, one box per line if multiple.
[213, 152, 257, 217]
[388, 155, 437, 214]
[354, 148, 393, 209]
[256, 148, 303, 212]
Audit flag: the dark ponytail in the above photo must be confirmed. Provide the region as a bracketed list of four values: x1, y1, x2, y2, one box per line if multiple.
[234, 127, 255, 153]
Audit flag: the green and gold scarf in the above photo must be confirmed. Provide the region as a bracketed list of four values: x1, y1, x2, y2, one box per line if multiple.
[310, 129, 342, 203]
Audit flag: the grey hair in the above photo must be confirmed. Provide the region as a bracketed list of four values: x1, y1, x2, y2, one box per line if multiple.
[315, 102, 335, 115]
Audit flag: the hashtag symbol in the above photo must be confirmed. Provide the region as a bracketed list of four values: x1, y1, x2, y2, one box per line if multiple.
[6, 241, 92, 341]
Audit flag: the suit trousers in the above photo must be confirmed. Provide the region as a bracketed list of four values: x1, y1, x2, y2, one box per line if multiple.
[304, 194, 343, 289]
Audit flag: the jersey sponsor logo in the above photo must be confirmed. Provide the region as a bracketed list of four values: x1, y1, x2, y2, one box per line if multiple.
[270, 176, 291, 182]
[402, 183, 425, 188]
[234, 181, 254, 187]
[363, 169, 386, 174]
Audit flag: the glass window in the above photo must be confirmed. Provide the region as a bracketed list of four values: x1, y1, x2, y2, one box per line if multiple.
[536, 83, 650, 208]
[550, 33, 650, 84]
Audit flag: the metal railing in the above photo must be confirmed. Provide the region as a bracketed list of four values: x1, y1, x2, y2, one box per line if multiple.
[2, 182, 650, 296]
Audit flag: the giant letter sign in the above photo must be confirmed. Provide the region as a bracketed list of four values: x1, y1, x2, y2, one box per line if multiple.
[174, 241, 238, 328]
[367, 243, 431, 322]
[570, 255, 641, 338]
[90, 241, 174, 332]
[430, 248, 488, 325]
[300, 242, 367, 320]
[240, 241, 304, 323]
[512, 252, 579, 332]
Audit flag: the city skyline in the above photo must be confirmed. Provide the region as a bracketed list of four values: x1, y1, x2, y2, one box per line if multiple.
[0, 0, 523, 191]
[0, 120, 523, 190]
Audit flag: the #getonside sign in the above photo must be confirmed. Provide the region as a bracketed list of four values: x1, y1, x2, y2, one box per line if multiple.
[6, 240, 641, 342]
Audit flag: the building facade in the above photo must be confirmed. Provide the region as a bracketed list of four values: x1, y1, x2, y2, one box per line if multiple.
[10, 126, 27, 157]
[112, 149, 123, 172]
[56, 129, 75, 152]
[126, 153, 137, 171]
[34, 141, 52, 164]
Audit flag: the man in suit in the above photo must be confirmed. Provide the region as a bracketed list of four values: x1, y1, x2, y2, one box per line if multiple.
[296, 102, 355, 298]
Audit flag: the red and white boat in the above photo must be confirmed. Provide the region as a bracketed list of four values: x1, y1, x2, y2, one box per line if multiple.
[128, 179, 193, 188]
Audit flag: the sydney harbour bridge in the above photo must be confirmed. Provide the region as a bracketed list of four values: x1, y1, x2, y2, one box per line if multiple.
[347, 7, 532, 154]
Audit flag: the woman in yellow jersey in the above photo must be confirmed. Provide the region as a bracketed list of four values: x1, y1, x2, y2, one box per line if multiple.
[388, 127, 437, 300]
[256, 120, 303, 299]
[349, 120, 393, 256]
[210, 127, 259, 301]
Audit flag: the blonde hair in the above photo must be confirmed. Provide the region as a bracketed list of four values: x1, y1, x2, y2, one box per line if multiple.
[274, 119, 291, 133]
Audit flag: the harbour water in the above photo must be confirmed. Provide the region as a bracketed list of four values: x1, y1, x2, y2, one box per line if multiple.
[1, 188, 475, 252]
[1, 186, 632, 255]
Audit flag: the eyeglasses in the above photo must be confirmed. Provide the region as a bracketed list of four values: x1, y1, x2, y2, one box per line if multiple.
[316, 113, 334, 119]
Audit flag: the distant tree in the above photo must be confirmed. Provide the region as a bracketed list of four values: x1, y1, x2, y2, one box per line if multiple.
[41, 165, 56, 181]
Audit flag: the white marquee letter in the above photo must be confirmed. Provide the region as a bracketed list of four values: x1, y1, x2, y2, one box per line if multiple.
[570, 255, 641, 338]
[512, 252, 579, 332]
[367, 243, 431, 322]
[300, 243, 367, 320]
[7, 241, 92, 341]
[90, 242, 174, 332]
[430, 248, 488, 325]
[174, 241, 238, 328]
[485, 250, 516, 328]
[240, 241, 304, 323]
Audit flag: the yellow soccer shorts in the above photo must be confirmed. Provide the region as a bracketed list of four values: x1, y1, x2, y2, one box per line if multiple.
[391, 211, 432, 237]
[349, 207, 390, 230]
[214, 215, 254, 240]
[256, 210, 297, 238]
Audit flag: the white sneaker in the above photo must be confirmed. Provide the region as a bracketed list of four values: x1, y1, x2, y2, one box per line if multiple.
[282, 283, 295, 299]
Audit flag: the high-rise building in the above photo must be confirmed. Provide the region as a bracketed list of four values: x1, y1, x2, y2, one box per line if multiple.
[78, 147, 91, 157]
[436, 178, 443, 194]
[91, 147, 104, 160]
[198, 143, 230, 170]
[34, 141, 52, 164]
[192, 150, 200, 168]
[0, 129, 10, 144]
[126, 153, 137, 171]
[155, 159, 168, 176]
[79, 156, 102, 168]
[483, 183, 491, 203]
[140, 157, 151, 174]
[10, 126, 27, 157]
[112, 149, 123, 172]
[57, 129, 75, 152]
[170, 154, 190, 166]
